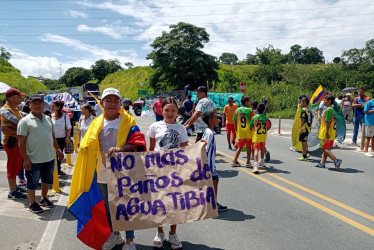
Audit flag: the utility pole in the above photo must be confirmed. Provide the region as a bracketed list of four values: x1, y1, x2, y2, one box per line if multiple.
[59, 64, 62, 79]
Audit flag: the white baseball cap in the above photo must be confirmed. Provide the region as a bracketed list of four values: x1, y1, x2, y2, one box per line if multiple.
[101, 88, 121, 99]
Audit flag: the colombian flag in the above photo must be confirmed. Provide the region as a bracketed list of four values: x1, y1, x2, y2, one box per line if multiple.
[310, 85, 325, 105]
[68, 109, 146, 249]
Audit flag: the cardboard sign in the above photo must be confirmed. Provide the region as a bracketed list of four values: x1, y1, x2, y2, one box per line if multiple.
[106, 142, 218, 231]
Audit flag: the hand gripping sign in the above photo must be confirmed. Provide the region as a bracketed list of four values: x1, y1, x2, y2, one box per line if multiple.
[106, 142, 218, 231]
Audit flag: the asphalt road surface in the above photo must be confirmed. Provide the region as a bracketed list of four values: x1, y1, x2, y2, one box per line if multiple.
[0, 115, 373, 250]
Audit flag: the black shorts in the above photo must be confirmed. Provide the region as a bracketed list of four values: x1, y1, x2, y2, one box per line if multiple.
[299, 132, 309, 142]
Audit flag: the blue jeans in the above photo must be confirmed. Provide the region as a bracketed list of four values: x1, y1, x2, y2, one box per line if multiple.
[352, 116, 365, 142]
[25, 160, 54, 190]
[98, 183, 134, 239]
[19, 165, 25, 181]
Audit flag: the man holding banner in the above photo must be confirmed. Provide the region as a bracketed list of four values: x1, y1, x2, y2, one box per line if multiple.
[68, 88, 146, 250]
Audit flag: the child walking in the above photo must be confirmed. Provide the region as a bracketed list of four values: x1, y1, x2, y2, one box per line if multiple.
[297, 96, 313, 161]
[249, 104, 268, 174]
[147, 97, 188, 249]
[231, 96, 255, 167]
[315, 95, 342, 170]
[201, 111, 228, 212]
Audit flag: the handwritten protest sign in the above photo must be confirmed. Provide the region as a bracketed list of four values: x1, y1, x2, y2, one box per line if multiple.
[106, 142, 218, 231]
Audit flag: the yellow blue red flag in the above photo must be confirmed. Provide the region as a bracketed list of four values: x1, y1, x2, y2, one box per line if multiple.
[310, 85, 325, 105]
[67, 109, 146, 249]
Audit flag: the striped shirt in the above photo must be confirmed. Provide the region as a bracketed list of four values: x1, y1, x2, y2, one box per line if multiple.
[202, 128, 218, 176]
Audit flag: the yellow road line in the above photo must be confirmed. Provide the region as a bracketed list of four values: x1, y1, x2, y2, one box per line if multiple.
[215, 149, 374, 223]
[215, 155, 374, 237]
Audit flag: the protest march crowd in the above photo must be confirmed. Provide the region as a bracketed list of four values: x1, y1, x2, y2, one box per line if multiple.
[1, 84, 373, 250]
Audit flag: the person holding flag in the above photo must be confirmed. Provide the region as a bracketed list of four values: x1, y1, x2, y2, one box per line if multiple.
[68, 88, 146, 250]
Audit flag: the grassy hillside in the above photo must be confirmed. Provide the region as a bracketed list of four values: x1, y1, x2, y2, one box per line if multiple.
[0, 59, 48, 103]
[100, 66, 154, 101]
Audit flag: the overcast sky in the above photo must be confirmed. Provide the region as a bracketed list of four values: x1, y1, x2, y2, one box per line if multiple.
[1, 0, 373, 79]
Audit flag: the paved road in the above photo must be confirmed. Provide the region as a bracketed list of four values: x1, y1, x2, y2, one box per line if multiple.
[0, 115, 373, 250]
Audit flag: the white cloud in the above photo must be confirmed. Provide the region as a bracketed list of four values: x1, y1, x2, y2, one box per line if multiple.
[68, 10, 88, 18]
[9, 35, 148, 79]
[7, 0, 374, 79]
[76, 22, 139, 39]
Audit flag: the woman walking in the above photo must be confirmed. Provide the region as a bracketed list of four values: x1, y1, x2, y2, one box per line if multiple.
[51, 100, 71, 175]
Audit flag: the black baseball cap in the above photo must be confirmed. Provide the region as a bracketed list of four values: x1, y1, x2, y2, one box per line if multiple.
[197, 86, 208, 94]
[30, 94, 44, 102]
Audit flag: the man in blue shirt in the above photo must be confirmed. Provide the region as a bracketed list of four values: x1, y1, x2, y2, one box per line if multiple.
[364, 91, 374, 157]
[348, 88, 370, 146]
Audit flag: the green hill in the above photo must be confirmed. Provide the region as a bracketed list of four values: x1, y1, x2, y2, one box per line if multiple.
[100, 66, 154, 101]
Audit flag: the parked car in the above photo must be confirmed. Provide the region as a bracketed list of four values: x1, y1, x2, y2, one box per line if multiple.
[132, 97, 145, 116]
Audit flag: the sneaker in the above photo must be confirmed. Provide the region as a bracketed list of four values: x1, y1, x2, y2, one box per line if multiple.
[28, 203, 44, 213]
[245, 162, 252, 168]
[168, 233, 182, 249]
[230, 161, 241, 167]
[259, 160, 266, 167]
[253, 165, 259, 174]
[153, 232, 165, 248]
[18, 179, 26, 186]
[39, 197, 54, 208]
[314, 163, 325, 168]
[122, 242, 136, 250]
[334, 159, 342, 171]
[16, 185, 26, 193]
[297, 157, 307, 161]
[347, 142, 359, 147]
[290, 146, 297, 152]
[306, 153, 310, 158]
[364, 152, 374, 158]
[217, 202, 228, 212]
[102, 233, 125, 250]
[8, 190, 27, 199]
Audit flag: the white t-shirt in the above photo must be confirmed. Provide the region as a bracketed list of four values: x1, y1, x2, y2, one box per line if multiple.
[98, 116, 121, 184]
[202, 128, 217, 175]
[194, 97, 216, 133]
[78, 115, 94, 141]
[335, 98, 342, 106]
[52, 113, 72, 138]
[147, 121, 188, 151]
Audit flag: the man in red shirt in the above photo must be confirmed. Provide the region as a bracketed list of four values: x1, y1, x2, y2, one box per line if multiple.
[153, 96, 164, 121]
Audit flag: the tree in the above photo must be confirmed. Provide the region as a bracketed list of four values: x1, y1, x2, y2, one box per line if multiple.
[243, 53, 259, 65]
[146, 22, 219, 90]
[219, 52, 238, 65]
[288, 44, 303, 64]
[124, 62, 134, 69]
[256, 45, 285, 65]
[341, 48, 363, 69]
[302, 47, 325, 64]
[363, 39, 374, 64]
[59, 67, 92, 87]
[1, 47, 11, 62]
[333, 57, 341, 64]
[42, 78, 65, 90]
[91, 59, 123, 82]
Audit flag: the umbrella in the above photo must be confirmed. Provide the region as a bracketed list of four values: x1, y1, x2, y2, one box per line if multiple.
[342, 87, 357, 93]
[0, 81, 11, 93]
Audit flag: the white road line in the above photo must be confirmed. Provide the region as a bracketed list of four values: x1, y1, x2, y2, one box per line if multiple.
[37, 176, 72, 250]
